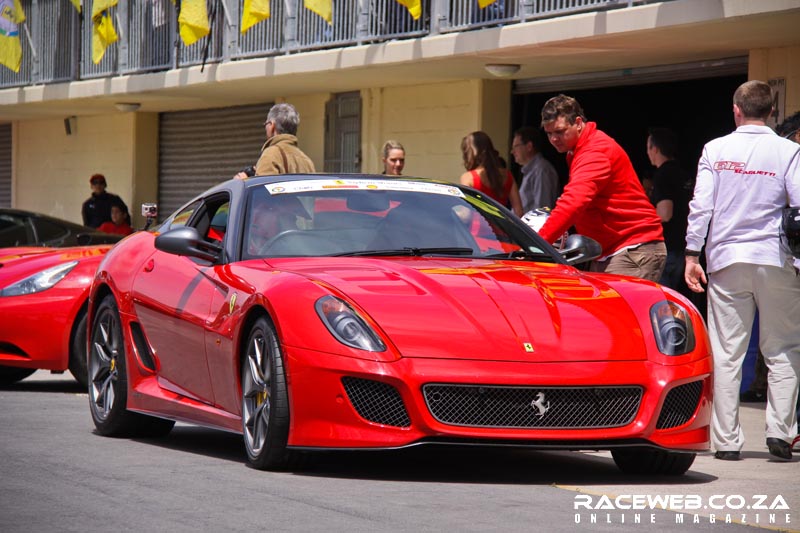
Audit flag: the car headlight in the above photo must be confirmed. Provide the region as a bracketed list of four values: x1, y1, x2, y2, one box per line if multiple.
[0, 260, 79, 297]
[649, 300, 696, 356]
[315, 295, 386, 352]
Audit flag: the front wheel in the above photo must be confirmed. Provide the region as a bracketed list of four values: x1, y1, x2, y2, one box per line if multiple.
[88, 295, 174, 438]
[611, 448, 696, 475]
[68, 309, 89, 388]
[242, 316, 294, 470]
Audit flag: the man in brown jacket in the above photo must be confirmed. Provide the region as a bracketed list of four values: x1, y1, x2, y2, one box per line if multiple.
[237, 103, 315, 178]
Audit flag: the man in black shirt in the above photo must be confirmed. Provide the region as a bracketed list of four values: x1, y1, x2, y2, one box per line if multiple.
[81, 174, 128, 229]
[646, 128, 692, 296]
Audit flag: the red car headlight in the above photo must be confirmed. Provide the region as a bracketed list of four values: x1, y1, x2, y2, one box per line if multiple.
[649, 300, 696, 356]
[0, 260, 78, 297]
[315, 295, 386, 352]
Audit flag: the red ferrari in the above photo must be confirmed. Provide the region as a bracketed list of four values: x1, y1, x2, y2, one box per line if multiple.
[87, 175, 711, 475]
[0, 245, 113, 386]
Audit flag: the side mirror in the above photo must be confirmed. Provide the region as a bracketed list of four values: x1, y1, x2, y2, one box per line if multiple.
[155, 226, 221, 262]
[559, 234, 602, 266]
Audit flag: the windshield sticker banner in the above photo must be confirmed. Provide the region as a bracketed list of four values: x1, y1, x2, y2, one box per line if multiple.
[265, 179, 465, 198]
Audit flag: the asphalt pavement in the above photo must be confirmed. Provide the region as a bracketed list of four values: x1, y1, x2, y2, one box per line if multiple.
[2, 371, 798, 532]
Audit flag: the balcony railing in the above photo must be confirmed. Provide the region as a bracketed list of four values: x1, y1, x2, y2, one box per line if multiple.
[1, 0, 653, 89]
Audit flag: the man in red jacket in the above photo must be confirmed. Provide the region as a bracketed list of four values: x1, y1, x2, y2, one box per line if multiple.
[537, 94, 666, 281]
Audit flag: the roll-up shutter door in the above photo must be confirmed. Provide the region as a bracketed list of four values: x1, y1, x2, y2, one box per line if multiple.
[0, 124, 11, 207]
[514, 57, 748, 94]
[158, 104, 270, 216]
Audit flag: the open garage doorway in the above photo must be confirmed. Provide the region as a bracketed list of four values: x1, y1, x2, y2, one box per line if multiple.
[511, 71, 748, 190]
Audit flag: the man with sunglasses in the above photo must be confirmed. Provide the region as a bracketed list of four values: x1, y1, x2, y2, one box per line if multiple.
[235, 103, 315, 179]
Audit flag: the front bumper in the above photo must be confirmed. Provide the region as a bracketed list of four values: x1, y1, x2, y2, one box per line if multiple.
[284, 347, 712, 452]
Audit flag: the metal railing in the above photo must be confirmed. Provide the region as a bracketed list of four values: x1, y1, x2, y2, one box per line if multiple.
[0, 0, 658, 89]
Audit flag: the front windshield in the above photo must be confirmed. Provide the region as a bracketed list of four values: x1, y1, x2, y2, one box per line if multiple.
[241, 178, 558, 262]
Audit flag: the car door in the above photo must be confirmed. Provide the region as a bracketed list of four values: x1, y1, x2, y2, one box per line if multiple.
[130, 196, 230, 405]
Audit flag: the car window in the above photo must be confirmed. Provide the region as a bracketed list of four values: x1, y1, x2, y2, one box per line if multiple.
[241, 180, 555, 262]
[33, 218, 70, 244]
[0, 213, 33, 246]
[206, 201, 229, 242]
[168, 201, 202, 230]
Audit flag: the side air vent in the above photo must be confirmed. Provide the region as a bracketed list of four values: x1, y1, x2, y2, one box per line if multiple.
[657, 380, 704, 429]
[129, 322, 156, 372]
[342, 377, 411, 428]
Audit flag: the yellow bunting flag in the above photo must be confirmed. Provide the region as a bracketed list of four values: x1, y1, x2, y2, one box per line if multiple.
[91, 0, 117, 18]
[479, 0, 497, 8]
[241, 0, 270, 34]
[304, 0, 331, 24]
[92, 11, 118, 64]
[70, 0, 81, 12]
[0, 0, 26, 73]
[395, 0, 421, 20]
[178, 0, 210, 46]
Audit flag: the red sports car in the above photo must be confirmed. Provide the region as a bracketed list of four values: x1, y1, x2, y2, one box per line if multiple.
[0, 245, 113, 386]
[87, 175, 711, 475]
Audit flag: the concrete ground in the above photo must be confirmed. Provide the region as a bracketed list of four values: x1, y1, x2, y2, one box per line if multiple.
[567, 401, 800, 530]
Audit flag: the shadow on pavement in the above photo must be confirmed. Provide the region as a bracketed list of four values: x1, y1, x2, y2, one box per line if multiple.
[122, 423, 721, 485]
[0, 376, 83, 394]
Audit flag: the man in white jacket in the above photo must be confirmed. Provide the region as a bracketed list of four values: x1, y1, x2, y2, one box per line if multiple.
[684, 80, 800, 461]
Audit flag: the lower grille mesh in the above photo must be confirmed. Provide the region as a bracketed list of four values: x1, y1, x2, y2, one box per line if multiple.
[423, 384, 642, 429]
[657, 380, 704, 429]
[342, 377, 411, 428]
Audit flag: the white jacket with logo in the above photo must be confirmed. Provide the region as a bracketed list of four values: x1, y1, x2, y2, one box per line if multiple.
[686, 124, 800, 274]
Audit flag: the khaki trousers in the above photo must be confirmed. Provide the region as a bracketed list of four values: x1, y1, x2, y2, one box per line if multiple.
[707, 262, 800, 451]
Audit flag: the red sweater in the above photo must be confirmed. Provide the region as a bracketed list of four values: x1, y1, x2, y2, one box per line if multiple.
[98, 221, 134, 236]
[538, 122, 663, 256]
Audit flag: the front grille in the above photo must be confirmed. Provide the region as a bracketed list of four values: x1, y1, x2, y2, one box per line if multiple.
[423, 384, 642, 429]
[342, 377, 411, 428]
[656, 380, 704, 429]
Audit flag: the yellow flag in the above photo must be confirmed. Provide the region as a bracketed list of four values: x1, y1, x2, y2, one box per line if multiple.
[179, 0, 210, 46]
[395, 0, 421, 20]
[70, 0, 81, 12]
[92, 12, 118, 64]
[241, 0, 270, 34]
[91, 0, 117, 18]
[304, 0, 331, 24]
[0, 0, 26, 73]
[478, 0, 497, 8]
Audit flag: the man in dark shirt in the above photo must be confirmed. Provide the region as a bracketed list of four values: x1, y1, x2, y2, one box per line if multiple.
[81, 174, 128, 228]
[646, 128, 692, 295]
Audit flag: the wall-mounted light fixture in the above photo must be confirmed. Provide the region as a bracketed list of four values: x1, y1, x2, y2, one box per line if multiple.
[64, 116, 77, 135]
[484, 64, 521, 78]
[114, 102, 141, 112]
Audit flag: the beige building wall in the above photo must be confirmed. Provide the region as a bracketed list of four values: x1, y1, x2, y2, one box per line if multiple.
[16, 114, 136, 225]
[281, 93, 328, 172]
[131, 113, 159, 228]
[749, 45, 800, 116]
[360, 79, 511, 181]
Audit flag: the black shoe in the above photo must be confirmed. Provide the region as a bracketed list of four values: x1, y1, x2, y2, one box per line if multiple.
[767, 438, 792, 460]
[714, 450, 741, 461]
[739, 390, 767, 403]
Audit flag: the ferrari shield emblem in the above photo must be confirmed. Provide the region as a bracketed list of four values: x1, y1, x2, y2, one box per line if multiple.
[523, 343, 534, 352]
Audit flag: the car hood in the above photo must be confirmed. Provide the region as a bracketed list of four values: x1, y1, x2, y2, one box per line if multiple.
[268, 257, 660, 363]
[0, 246, 111, 281]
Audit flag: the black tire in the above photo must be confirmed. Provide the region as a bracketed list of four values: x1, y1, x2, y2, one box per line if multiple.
[88, 295, 175, 438]
[68, 309, 89, 388]
[241, 316, 295, 470]
[0, 365, 36, 386]
[611, 448, 696, 475]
